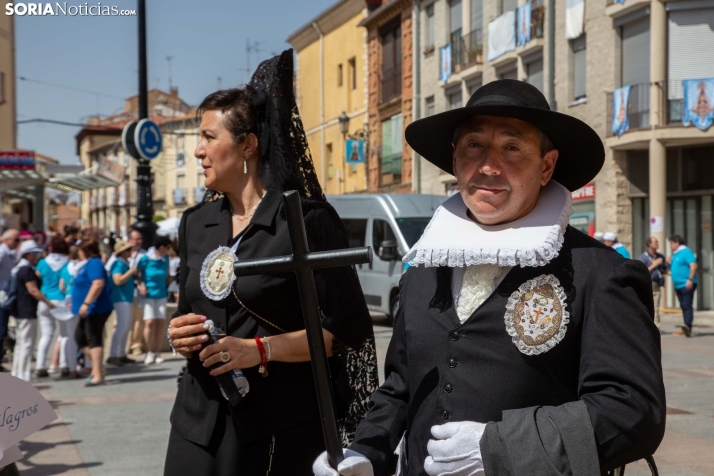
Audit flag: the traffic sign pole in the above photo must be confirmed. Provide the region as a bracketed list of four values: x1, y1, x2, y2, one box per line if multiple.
[132, 0, 157, 248]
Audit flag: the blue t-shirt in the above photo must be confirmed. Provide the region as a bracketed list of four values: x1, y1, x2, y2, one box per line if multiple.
[613, 244, 631, 259]
[71, 257, 114, 315]
[36, 258, 66, 301]
[110, 259, 134, 303]
[138, 253, 169, 299]
[671, 246, 697, 290]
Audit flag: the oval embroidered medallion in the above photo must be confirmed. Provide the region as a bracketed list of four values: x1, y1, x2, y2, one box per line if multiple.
[200, 246, 237, 301]
[504, 274, 569, 355]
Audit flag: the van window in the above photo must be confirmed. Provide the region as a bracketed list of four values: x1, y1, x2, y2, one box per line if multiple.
[396, 218, 432, 247]
[373, 219, 397, 249]
[341, 219, 368, 247]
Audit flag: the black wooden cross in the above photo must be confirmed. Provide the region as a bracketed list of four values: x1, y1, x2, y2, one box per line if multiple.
[232, 190, 372, 470]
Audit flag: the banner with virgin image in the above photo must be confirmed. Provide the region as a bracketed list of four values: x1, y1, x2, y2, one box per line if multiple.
[517, 3, 532, 47]
[683, 78, 714, 131]
[611, 86, 631, 136]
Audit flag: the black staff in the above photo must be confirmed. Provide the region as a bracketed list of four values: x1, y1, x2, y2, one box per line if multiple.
[232, 191, 372, 470]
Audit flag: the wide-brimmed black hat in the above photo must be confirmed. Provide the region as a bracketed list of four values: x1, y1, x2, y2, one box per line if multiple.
[405, 79, 604, 191]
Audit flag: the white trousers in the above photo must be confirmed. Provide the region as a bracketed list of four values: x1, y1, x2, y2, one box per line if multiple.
[12, 319, 37, 382]
[36, 301, 63, 370]
[110, 301, 133, 358]
[58, 314, 79, 371]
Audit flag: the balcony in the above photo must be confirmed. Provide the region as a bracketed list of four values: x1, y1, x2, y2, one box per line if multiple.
[606, 82, 651, 137]
[658, 80, 695, 127]
[450, 29, 463, 73]
[173, 188, 187, 206]
[530, 0, 545, 39]
[380, 64, 402, 103]
[461, 29, 484, 70]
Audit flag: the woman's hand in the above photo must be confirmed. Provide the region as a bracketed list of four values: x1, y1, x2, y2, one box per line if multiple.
[79, 303, 89, 318]
[199, 337, 262, 376]
[47, 301, 57, 310]
[168, 313, 209, 359]
[138, 283, 147, 297]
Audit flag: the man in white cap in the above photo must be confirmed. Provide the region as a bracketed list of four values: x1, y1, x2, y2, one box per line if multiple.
[10, 240, 56, 381]
[314, 80, 664, 475]
[602, 231, 631, 259]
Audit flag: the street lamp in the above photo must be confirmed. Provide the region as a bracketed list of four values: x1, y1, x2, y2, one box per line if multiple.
[338, 111, 350, 137]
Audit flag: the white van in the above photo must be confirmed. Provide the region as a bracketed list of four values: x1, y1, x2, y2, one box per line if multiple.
[327, 194, 447, 322]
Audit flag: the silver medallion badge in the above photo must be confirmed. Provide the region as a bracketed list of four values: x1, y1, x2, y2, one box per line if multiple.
[200, 246, 237, 301]
[504, 274, 569, 355]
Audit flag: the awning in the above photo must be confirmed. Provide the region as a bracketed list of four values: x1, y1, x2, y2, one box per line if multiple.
[49, 158, 123, 191]
[0, 151, 45, 193]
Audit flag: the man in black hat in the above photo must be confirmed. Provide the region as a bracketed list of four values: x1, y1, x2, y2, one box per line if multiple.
[313, 80, 665, 476]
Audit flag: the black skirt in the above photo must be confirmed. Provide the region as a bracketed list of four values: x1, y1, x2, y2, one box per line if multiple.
[164, 404, 325, 476]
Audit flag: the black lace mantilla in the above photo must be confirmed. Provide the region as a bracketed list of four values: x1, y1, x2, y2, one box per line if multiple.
[204, 49, 324, 203]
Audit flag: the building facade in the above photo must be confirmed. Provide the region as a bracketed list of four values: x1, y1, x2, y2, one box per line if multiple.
[414, 0, 714, 309]
[161, 117, 204, 219]
[289, 0, 370, 195]
[0, 10, 15, 151]
[75, 88, 191, 238]
[362, 0, 415, 193]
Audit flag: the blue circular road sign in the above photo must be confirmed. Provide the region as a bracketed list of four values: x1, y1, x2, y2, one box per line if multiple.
[134, 119, 162, 160]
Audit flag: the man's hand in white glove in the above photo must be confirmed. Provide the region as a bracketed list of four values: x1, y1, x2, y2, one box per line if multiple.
[424, 421, 487, 476]
[313, 449, 374, 476]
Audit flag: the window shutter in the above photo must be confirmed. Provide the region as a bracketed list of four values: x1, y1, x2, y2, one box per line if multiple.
[621, 17, 651, 87]
[668, 8, 714, 100]
[527, 58, 544, 93]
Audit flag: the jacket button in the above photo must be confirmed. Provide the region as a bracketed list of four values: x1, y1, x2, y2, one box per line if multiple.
[448, 358, 458, 368]
[450, 331, 460, 341]
[441, 411, 450, 420]
[444, 383, 453, 393]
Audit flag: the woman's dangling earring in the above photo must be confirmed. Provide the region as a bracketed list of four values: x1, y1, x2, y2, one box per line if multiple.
[243, 154, 248, 174]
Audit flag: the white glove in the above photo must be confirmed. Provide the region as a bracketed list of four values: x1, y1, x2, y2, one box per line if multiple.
[424, 421, 487, 476]
[313, 449, 374, 476]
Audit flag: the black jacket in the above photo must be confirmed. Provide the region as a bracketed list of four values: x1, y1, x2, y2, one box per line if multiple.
[350, 227, 666, 475]
[169, 191, 373, 446]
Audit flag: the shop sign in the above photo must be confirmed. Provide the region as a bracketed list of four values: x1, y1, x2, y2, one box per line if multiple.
[572, 183, 595, 201]
[0, 151, 35, 170]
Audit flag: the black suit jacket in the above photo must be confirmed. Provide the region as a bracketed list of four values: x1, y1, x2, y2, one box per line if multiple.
[169, 191, 372, 446]
[350, 227, 666, 475]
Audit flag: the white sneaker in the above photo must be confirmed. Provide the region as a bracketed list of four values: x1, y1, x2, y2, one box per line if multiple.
[144, 353, 155, 365]
[153, 353, 165, 364]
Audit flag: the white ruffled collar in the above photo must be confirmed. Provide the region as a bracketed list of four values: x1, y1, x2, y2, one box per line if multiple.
[403, 180, 572, 268]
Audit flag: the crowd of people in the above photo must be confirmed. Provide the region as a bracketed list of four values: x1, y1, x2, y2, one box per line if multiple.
[597, 230, 699, 336]
[0, 225, 178, 386]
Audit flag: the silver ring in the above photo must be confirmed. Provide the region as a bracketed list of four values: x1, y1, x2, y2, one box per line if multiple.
[219, 351, 231, 363]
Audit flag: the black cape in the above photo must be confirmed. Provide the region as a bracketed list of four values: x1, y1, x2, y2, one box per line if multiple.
[350, 227, 666, 475]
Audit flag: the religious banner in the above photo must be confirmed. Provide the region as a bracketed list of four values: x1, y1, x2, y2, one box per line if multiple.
[345, 139, 365, 164]
[440, 44, 452, 82]
[682, 78, 714, 131]
[565, 0, 585, 40]
[611, 86, 631, 136]
[517, 3, 532, 47]
[488, 11, 516, 61]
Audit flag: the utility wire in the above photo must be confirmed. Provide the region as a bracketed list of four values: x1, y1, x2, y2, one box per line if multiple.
[17, 76, 127, 100]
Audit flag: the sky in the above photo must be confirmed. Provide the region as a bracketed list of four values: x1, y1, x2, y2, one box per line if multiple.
[14, 0, 335, 164]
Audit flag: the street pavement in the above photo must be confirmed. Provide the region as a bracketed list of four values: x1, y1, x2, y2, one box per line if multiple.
[3, 311, 714, 475]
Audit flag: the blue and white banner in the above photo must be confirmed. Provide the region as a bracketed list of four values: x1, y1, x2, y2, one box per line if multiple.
[517, 3, 532, 47]
[346, 139, 365, 164]
[683, 78, 714, 131]
[611, 85, 631, 136]
[440, 44, 452, 82]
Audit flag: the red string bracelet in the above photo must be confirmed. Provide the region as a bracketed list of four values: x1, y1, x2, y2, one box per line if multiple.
[255, 336, 268, 377]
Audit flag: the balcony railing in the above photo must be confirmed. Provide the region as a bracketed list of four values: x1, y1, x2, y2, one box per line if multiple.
[461, 29, 484, 69]
[658, 80, 690, 126]
[606, 82, 651, 137]
[530, 0, 545, 38]
[380, 64, 402, 103]
[451, 29, 463, 73]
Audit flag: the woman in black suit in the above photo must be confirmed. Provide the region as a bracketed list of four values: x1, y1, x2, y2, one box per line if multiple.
[163, 51, 378, 476]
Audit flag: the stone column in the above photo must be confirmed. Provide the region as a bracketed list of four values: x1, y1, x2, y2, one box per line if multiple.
[649, 0, 667, 248]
